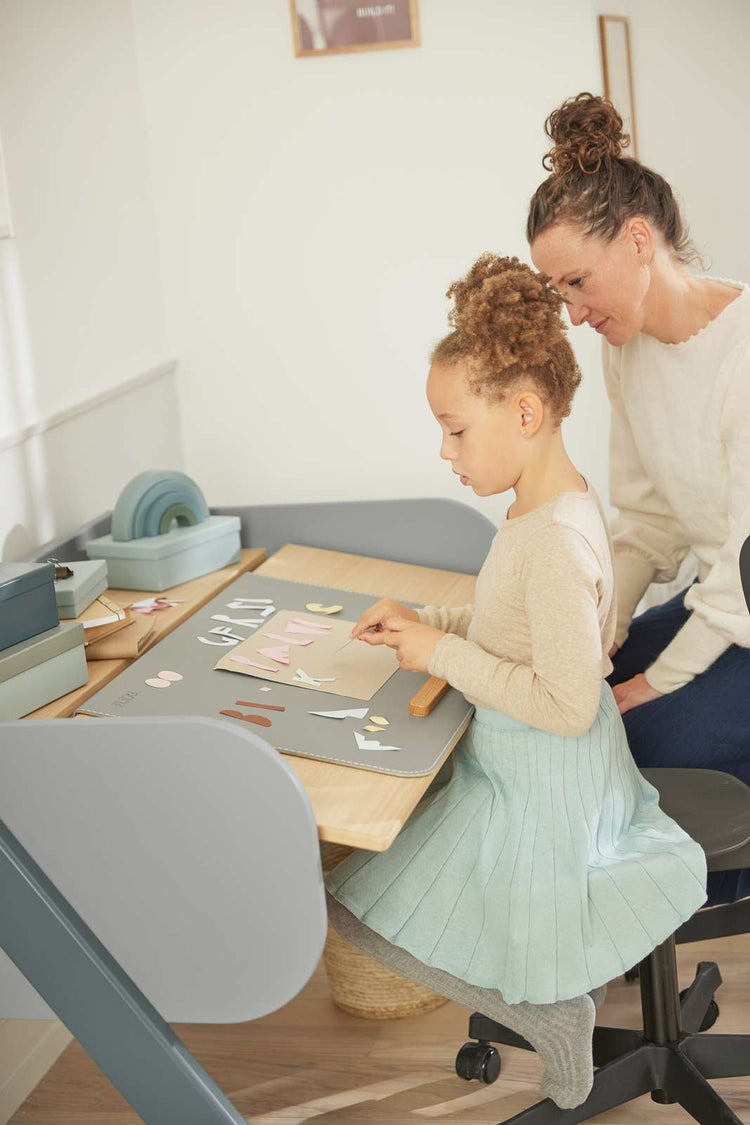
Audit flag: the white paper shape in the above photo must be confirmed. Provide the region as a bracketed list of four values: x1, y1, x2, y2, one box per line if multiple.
[293, 667, 336, 686]
[259, 686, 272, 692]
[309, 707, 369, 720]
[158, 670, 183, 682]
[353, 731, 401, 752]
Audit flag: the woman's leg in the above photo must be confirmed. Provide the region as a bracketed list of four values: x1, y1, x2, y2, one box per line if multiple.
[607, 585, 750, 905]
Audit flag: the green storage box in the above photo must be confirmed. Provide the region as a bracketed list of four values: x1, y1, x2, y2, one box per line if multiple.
[0, 621, 88, 718]
[0, 562, 59, 653]
[85, 515, 241, 592]
[54, 559, 109, 618]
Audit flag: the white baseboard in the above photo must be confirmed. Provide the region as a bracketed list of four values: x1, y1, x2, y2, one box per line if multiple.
[0, 1020, 72, 1124]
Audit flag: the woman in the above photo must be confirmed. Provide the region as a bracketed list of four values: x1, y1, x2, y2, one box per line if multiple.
[529, 92, 750, 906]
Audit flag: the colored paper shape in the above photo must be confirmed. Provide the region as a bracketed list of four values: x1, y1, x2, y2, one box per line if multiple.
[363, 725, 389, 732]
[369, 715, 389, 725]
[293, 668, 336, 686]
[286, 623, 330, 636]
[158, 670, 183, 682]
[305, 603, 343, 614]
[292, 617, 332, 629]
[219, 709, 272, 728]
[258, 645, 291, 665]
[230, 655, 279, 672]
[261, 632, 313, 646]
[309, 707, 369, 720]
[353, 731, 401, 751]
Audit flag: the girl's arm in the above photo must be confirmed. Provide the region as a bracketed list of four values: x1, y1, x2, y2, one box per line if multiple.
[417, 604, 474, 638]
[602, 341, 692, 647]
[641, 339, 750, 694]
[425, 524, 605, 737]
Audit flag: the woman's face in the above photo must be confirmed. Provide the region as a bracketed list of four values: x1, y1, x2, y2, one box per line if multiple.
[530, 220, 650, 346]
[426, 361, 530, 497]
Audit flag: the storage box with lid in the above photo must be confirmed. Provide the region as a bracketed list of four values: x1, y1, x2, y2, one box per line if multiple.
[0, 563, 59, 653]
[85, 515, 242, 592]
[0, 622, 88, 719]
[53, 559, 109, 618]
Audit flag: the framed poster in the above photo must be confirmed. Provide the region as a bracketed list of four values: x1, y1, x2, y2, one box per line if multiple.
[598, 15, 638, 158]
[291, 0, 419, 57]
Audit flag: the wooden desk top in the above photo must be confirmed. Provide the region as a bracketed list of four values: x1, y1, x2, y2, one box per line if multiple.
[256, 544, 476, 851]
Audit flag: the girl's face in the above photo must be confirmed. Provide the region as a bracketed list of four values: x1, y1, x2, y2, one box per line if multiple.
[427, 361, 530, 497]
[530, 220, 651, 347]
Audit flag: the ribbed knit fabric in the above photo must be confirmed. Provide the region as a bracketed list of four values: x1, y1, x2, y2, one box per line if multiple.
[326, 682, 707, 1004]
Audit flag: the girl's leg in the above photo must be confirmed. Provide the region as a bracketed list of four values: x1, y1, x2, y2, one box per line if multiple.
[607, 585, 750, 905]
[326, 892, 601, 1110]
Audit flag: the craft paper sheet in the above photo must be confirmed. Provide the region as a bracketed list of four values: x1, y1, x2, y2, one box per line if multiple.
[214, 609, 399, 700]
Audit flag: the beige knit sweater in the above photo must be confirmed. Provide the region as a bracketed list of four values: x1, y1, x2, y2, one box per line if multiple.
[418, 481, 617, 737]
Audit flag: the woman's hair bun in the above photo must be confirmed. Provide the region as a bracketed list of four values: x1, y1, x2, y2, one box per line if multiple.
[543, 92, 629, 176]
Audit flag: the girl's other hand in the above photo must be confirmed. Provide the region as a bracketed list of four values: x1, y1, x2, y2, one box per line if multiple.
[379, 617, 445, 673]
[612, 673, 662, 715]
[351, 598, 419, 644]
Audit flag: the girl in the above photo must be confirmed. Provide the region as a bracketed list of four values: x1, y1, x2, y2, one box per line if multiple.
[325, 254, 707, 1110]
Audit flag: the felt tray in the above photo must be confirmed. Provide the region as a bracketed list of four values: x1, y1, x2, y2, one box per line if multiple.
[76, 572, 474, 776]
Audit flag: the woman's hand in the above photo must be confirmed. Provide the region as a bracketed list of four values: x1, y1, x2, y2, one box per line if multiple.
[351, 598, 420, 643]
[608, 642, 619, 658]
[375, 616, 445, 673]
[612, 673, 663, 715]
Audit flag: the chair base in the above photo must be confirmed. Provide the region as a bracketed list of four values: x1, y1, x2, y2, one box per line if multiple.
[458, 960, 750, 1124]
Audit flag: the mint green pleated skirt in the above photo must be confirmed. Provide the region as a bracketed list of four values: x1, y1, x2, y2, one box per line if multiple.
[326, 682, 708, 1004]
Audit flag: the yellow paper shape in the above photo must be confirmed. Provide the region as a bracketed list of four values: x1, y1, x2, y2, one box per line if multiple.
[363, 724, 387, 732]
[305, 603, 343, 614]
[370, 715, 389, 726]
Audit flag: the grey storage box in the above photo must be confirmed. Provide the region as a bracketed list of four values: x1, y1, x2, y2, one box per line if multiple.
[85, 515, 242, 592]
[0, 621, 87, 719]
[0, 562, 59, 653]
[54, 559, 109, 618]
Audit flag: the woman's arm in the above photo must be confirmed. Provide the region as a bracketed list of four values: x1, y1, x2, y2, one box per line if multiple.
[425, 523, 606, 736]
[603, 342, 692, 647]
[642, 339, 750, 693]
[417, 604, 474, 637]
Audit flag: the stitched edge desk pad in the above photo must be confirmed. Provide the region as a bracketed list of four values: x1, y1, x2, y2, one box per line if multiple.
[76, 573, 475, 776]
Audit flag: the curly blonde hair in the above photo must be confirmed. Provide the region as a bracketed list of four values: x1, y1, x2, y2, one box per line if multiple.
[431, 253, 581, 426]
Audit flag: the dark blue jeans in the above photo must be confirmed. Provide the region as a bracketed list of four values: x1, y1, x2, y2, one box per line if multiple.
[607, 583, 750, 906]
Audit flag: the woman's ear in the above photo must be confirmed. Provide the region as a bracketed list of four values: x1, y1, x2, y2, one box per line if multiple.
[628, 217, 654, 265]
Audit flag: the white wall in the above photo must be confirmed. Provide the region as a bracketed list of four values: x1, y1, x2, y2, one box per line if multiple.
[130, 0, 609, 528]
[0, 0, 180, 560]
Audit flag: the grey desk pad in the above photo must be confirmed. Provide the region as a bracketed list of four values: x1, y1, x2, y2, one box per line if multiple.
[77, 573, 474, 777]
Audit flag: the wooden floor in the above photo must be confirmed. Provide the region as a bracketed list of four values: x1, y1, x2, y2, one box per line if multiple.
[11, 934, 750, 1124]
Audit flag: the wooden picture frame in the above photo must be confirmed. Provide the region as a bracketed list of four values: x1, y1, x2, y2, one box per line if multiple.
[598, 14, 638, 159]
[290, 0, 419, 58]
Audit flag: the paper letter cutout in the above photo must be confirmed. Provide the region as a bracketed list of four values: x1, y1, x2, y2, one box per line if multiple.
[261, 632, 313, 646]
[354, 730, 401, 751]
[258, 645, 291, 665]
[230, 655, 279, 672]
[309, 707, 369, 720]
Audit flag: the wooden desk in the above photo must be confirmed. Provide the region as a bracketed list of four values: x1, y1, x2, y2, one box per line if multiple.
[256, 543, 476, 851]
[26, 542, 475, 853]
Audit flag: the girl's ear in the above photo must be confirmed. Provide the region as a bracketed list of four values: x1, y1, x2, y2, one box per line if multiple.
[518, 392, 543, 436]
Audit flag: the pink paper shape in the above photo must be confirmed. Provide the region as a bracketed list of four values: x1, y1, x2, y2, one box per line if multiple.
[258, 645, 291, 665]
[230, 655, 279, 672]
[285, 623, 329, 636]
[261, 632, 313, 646]
[292, 617, 332, 630]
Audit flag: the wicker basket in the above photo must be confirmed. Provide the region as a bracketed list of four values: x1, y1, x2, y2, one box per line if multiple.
[320, 841, 448, 1020]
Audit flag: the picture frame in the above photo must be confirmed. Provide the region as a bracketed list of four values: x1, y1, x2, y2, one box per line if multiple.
[598, 14, 638, 159]
[290, 0, 419, 58]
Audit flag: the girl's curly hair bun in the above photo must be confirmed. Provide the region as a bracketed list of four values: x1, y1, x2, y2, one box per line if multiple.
[432, 253, 581, 425]
[543, 92, 629, 176]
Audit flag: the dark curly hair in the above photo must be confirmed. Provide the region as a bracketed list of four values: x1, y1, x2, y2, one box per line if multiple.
[431, 253, 581, 426]
[527, 92, 699, 265]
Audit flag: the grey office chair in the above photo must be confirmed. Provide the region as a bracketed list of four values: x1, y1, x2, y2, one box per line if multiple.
[455, 537, 750, 1122]
[0, 716, 328, 1125]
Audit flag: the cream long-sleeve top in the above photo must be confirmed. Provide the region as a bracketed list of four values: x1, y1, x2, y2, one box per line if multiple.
[417, 481, 617, 737]
[603, 279, 750, 695]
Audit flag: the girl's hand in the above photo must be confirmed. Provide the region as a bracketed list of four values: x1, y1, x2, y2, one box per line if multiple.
[612, 673, 662, 715]
[351, 598, 419, 644]
[378, 616, 445, 673]
[608, 642, 620, 659]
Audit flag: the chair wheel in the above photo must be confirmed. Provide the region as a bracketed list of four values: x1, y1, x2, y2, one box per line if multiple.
[455, 1041, 501, 1085]
[679, 989, 720, 1031]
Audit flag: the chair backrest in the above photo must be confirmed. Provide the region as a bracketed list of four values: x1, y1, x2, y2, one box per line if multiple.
[0, 716, 327, 1022]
